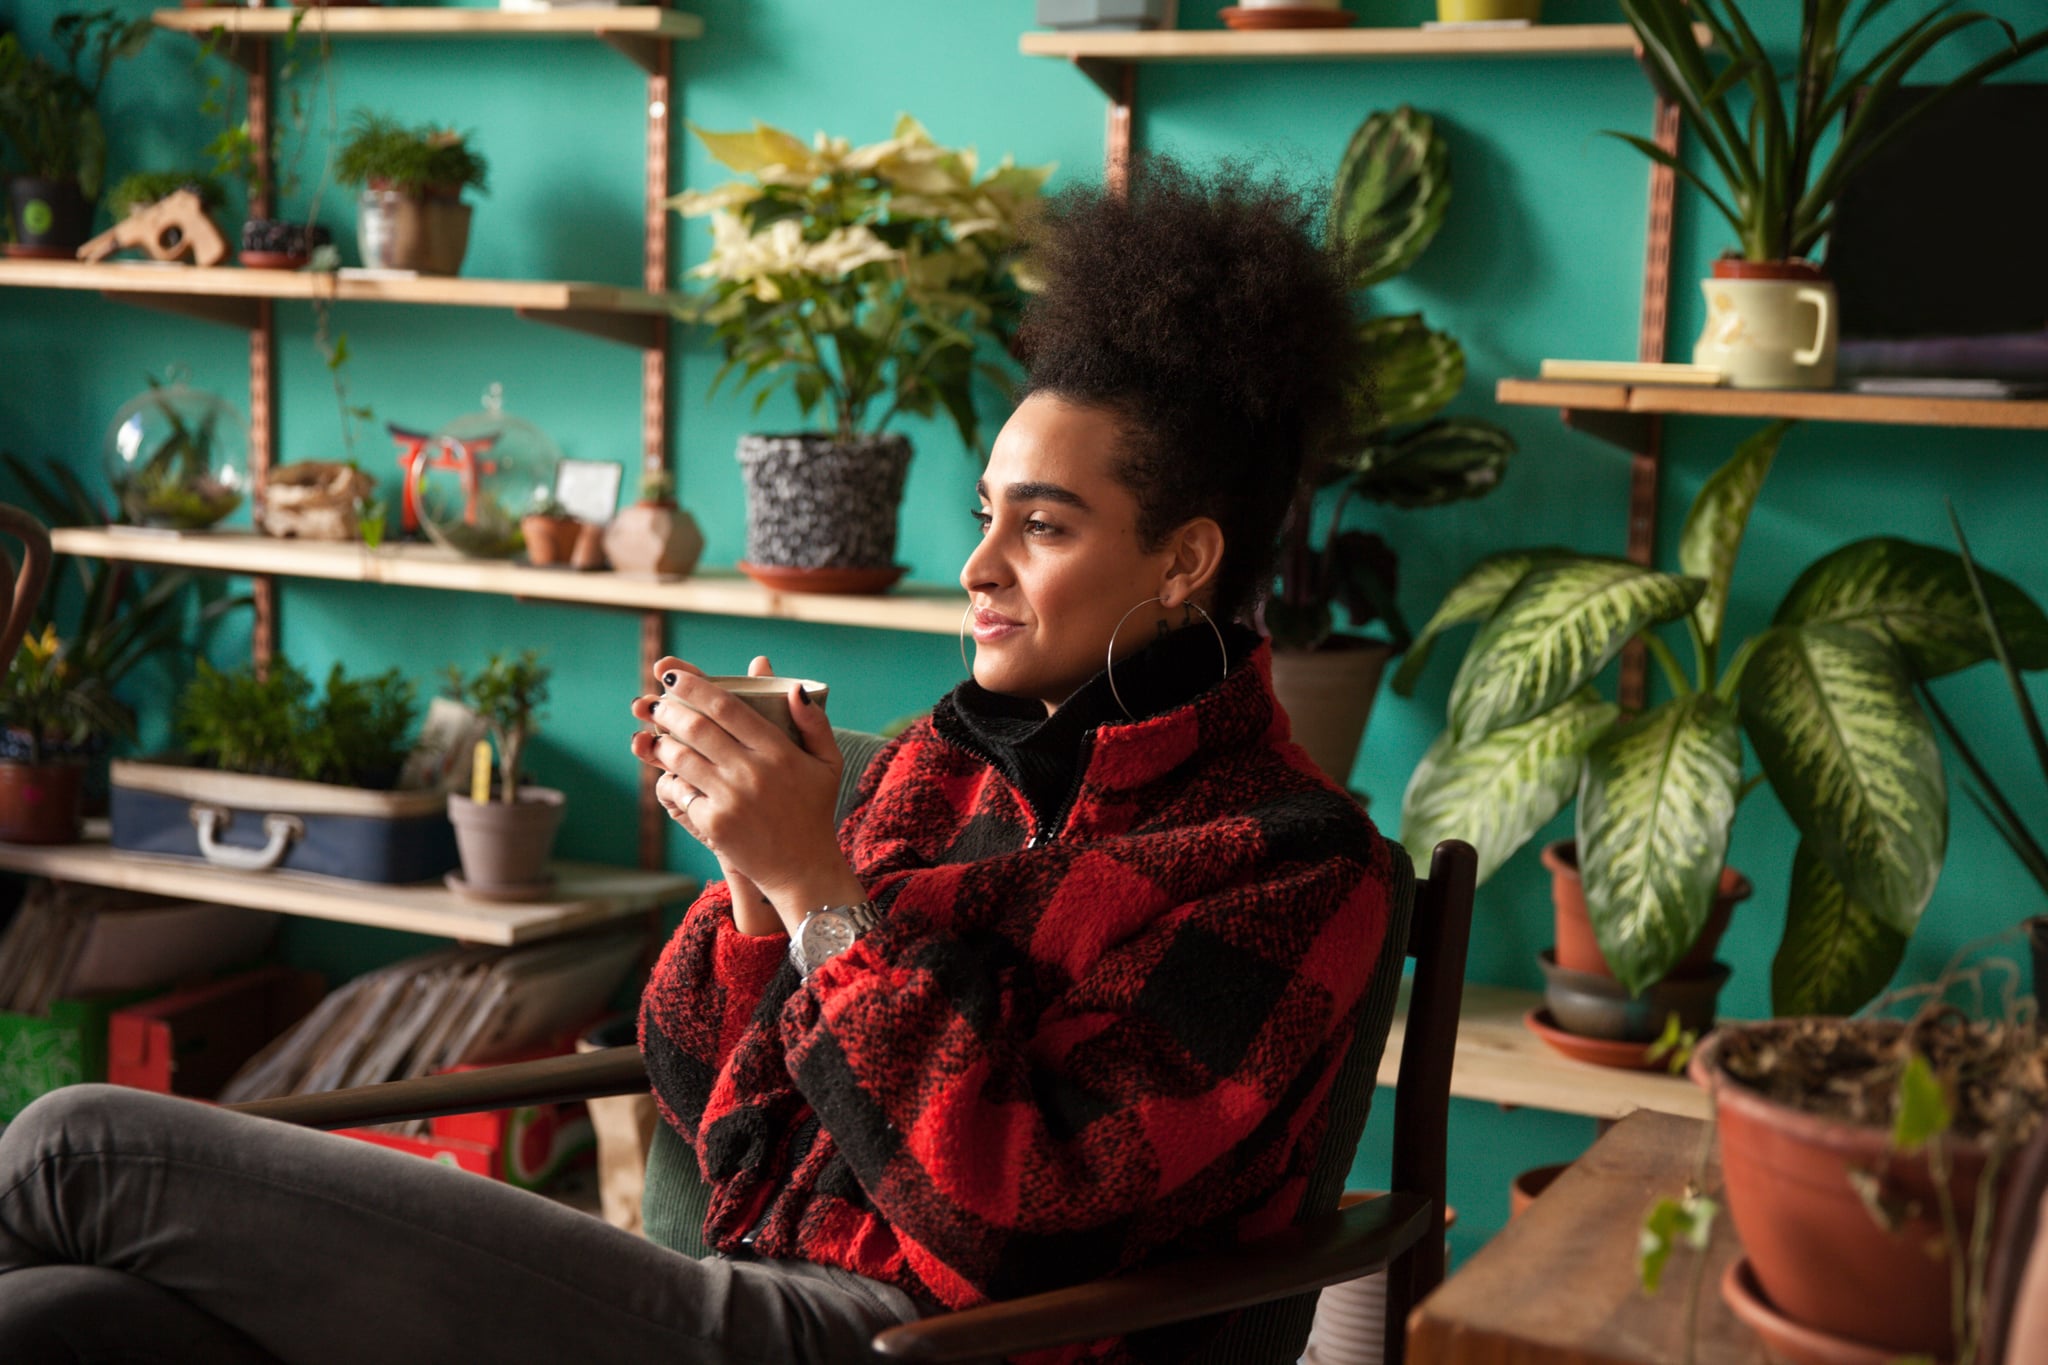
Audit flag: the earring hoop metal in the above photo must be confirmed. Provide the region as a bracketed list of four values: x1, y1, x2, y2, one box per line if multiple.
[1106, 597, 1229, 722]
[960, 604, 976, 677]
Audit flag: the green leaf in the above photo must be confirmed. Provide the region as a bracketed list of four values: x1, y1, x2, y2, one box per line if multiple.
[1678, 420, 1789, 651]
[1450, 559, 1705, 742]
[1639, 1193, 1718, 1294]
[1349, 419, 1515, 510]
[1578, 693, 1743, 995]
[1351, 314, 1464, 433]
[1393, 549, 1572, 698]
[1892, 1053, 1952, 1154]
[1400, 691, 1620, 884]
[1329, 105, 1451, 290]
[1771, 840, 1908, 1016]
[1739, 624, 1946, 935]
[1775, 538, 2048, 678]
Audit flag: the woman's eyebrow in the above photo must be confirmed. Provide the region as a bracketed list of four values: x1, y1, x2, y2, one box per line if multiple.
[975, 478, 1093, 512]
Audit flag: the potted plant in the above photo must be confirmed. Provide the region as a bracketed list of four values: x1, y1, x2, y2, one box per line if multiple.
[519, 496, 581, 568]
[1265, 106, 1516, 785]
[1398, 421, 2048, 1038]
[1611, 0, 2048, 389]
[335, 111, 487, 276]
[0, 11, 151, 258]
[602, 470, 704, 580]
[196, 21, 333, 269]
[106, 170, 225, 224]
[109, 657, 457, 882]
[0, 624, 132, 843]
[672, 115, 1050, 593]
[1689, 1007, 2045, 1363]
[443, 650, 560, 896]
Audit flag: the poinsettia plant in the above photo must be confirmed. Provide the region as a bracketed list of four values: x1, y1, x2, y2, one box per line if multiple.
[1266, 106, 1515, 653]
[1398, 421, 2048, 1012]
[672, 115, 1051, 451]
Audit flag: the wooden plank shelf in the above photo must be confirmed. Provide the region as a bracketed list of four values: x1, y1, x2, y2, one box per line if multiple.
[1498, 377, 2048, 434]
[47, 528, 969, 636]
[1380, 983, 1708, 1122]
[0, 832, 697, 946]
[1020, 23, 1701, 63]
[155, 6, 702, 71]
[0, 261, 670, 346]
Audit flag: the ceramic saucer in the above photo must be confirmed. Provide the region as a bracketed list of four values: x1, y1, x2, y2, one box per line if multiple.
[445, 870, 558, 904]
[1219, 6, 1359, 29]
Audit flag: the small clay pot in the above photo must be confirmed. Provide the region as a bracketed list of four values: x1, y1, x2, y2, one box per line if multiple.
[521, 514, 583, 567]
[1509, 1162, 1570, 1219]
[1537, 948, 1729, 1043]
[603, 501, 704, 579]
[571, 521, 608, 572]
[0, 759, 86, 844]
[1544, 839, 1750, 979]
[448, 787, 564, 890]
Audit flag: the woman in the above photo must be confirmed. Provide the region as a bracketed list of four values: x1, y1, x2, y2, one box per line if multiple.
[0, 160, 1391, 1365]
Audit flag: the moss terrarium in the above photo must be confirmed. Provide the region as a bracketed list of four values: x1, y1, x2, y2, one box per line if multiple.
[102, 373, 248, 531]
[415, 384, 561, 560]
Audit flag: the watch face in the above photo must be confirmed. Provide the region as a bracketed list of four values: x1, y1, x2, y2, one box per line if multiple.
[800, 911, 857, 965]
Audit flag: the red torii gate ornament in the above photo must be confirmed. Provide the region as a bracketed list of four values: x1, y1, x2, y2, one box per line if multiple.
[388, 423, 499, 536]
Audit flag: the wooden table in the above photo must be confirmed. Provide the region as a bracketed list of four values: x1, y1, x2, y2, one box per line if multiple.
[1409, 1111, 1765, 1365]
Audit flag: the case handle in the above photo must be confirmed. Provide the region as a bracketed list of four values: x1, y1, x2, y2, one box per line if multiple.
[189, 805, 304, 872]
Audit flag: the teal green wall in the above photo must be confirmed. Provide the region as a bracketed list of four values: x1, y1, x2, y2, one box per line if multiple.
[4, 0, 2045, 1267]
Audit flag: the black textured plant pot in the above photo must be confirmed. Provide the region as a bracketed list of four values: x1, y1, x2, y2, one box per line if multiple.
[736, 432, 912, 569]
[6, 178, 91, 259]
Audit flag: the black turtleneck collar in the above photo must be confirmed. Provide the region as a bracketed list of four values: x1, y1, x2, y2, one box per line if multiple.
[933, 620, 1262, 834]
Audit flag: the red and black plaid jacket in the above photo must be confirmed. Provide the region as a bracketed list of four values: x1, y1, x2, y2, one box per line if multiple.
[640, 643, 1392, 1360]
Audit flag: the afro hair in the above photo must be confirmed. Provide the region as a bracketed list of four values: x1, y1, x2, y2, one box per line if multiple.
[1016, 155, 1364, 623]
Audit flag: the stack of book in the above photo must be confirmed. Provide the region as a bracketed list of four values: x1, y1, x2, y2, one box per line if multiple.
[0, 884, 277, 1016]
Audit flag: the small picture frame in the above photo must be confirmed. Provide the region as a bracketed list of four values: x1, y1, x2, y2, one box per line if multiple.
[554, 459, 624, 524]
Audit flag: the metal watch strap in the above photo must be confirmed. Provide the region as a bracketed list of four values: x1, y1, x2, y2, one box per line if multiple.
[841, 898, 882, 934]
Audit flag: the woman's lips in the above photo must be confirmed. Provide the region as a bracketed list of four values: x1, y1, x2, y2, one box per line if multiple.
[971, 609, 1023, 644]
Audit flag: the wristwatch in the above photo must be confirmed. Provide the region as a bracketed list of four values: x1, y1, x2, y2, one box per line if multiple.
[790, 899, 882, 977]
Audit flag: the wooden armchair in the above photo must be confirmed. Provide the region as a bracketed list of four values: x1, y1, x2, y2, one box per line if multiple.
[230, 834, 1477, 1365]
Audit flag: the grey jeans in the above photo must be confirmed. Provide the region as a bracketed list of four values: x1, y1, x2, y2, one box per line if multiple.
[0, 1085, 925, 1365]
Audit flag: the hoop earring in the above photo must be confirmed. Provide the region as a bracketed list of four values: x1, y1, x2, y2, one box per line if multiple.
[1106, 597, 1229, 722]
[960, 604, 976, 677]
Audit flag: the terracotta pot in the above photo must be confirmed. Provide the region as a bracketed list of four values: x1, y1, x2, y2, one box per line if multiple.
[357, 188, 471, 275]
[1692, 1021, 1991, 1359]
[447, 787, 564, 890]
[602, 501, 704, 579]
[570, 521, 607, 571]
[0, 760, 86, 844]
[1270, 640, 1395, 787]
[1544, 839, 1750, 980]
[1509, 1162, 1569, 1219]
[521, 515, 583, 567]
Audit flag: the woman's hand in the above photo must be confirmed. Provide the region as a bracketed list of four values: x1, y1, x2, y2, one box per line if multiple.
[630, 653, 859, 933]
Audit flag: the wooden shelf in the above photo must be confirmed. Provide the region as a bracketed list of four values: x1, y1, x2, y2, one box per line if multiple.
[156, 6, 702, 71]
[1021, 23, 1702, 63]
[48, 529, 968, 636]
[1380, 983, 1708, 1122]
[0, 261, 669, 346]
[1498, 377, 2048, 433]
[0, 831, 696, 945]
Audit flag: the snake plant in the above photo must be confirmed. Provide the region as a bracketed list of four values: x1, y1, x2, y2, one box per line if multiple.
[1267, 106, 1515, 653]
[1611, 0, 2048, 263]
[1399, 422, 2048, 1013]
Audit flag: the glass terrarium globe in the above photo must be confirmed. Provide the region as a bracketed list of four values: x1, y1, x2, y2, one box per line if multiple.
[102, 374, 249, 531]
[415, 384, 562, 560]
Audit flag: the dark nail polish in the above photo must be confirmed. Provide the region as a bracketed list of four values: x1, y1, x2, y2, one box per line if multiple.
[661, 671, 679, 689]
[796, 688, 811, 707]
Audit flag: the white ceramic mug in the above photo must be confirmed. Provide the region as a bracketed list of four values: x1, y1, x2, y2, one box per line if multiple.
[692, 675, 828, 744]
[1693, 277, 1838, 390]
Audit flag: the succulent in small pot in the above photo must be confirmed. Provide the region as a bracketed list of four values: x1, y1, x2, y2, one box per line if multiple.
[239, 217, 331, 270]
[444, 651, 561, 894]
[519, 496, 582, 569]
[0, 12, 153, 257]
[0, 624, 134, 844]
[336, 111, 488, 276]
[602, 470, 704, 580]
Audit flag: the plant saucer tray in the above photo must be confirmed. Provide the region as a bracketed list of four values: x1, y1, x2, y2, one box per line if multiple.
[109, 759, 458, 885]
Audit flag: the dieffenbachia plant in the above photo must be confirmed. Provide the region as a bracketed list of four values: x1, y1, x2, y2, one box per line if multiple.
[1398, 422, 2048, 1012]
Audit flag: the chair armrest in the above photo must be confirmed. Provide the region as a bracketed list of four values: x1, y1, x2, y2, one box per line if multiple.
[225, 1046, 649, 1130]
[870, 1190, 1433, 1362]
